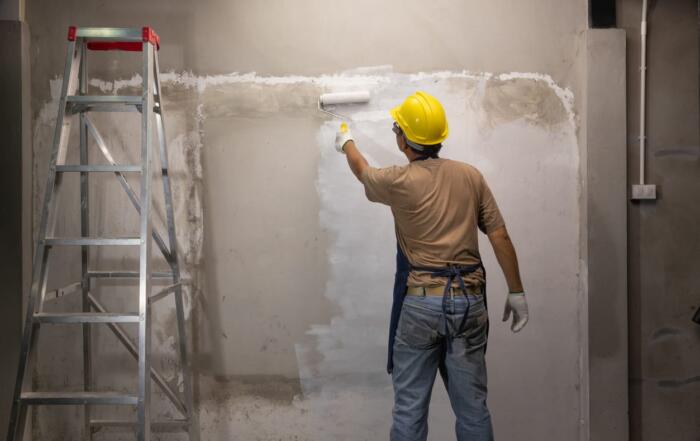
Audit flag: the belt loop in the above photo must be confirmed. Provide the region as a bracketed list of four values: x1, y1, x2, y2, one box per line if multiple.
[421, 287, 427, 297]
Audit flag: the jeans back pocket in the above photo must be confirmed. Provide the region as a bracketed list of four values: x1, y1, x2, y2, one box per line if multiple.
[458, 309, 489, 351]
[396, 302, 441, 349]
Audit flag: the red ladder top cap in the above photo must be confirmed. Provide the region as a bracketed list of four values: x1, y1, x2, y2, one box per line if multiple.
[66, 26, 161, 51]
[142, 27, 161, 49]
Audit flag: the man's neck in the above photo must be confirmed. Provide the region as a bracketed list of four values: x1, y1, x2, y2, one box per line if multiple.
[406, 150, 422, 162]
[403, 144, 438, 162]
[408, 152, 437, 162]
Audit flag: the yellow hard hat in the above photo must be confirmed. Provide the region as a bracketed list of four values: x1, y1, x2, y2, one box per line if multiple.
[390, 91, 448, 146]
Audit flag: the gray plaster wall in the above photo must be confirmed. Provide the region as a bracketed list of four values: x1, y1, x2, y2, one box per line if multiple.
[584, 29, 628, 441]
[618, 0, 700, 440]
[23, 1, 594, 440]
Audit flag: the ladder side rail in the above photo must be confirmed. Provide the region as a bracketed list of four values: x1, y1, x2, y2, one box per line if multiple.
[37, 235, 71, 314]
[137, 41, 155, 441]
[6, 39, 82, 441]
[8, 405, 26, 441]
[153, 52, 197, 440]
[78, 39, 93, 441]
[151, 55, 180, 279]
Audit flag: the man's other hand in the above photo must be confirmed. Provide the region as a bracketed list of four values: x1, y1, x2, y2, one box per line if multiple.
[502, 292, 529, 332]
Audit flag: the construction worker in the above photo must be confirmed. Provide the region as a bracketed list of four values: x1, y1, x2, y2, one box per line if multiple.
[334, 91, 529, 441]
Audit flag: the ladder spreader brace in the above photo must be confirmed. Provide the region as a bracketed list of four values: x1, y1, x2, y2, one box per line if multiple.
[6, 27, 197, 441]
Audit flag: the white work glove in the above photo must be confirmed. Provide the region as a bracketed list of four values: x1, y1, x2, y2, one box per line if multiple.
[334, 123, 354, 154]
[502, 292, 529, 332]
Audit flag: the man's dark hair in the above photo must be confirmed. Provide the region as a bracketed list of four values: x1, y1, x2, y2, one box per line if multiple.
[395, 122, 442, 158]
[407, 142, 442, 159]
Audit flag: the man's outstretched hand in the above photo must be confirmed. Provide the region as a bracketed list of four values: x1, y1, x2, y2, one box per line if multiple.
[335, 123, 354, 154]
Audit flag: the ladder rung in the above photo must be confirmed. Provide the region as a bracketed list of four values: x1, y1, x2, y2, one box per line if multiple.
[21, 392, 138, 405]
[149, 283, 181, 304]
[68, 104, 141, 114]
[87, 271, 174, 279]
[67, 95, 142, 105]
[90, 419, 189, 430]
[34, 313, 140, 324]
[45, 237, 141, 246]
[56, 165, 141, 173]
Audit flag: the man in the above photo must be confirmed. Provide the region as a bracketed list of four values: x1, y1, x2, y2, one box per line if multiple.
[333, 91, 529, 441]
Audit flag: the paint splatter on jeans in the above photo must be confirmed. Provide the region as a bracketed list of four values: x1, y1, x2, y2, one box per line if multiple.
[391, 295, 494, 441]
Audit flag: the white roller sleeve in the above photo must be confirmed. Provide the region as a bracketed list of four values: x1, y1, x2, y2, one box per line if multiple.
[319, 91, 371, 106]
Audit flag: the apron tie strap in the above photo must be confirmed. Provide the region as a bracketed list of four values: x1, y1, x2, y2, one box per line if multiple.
[413, 264, 481, 353]
[387, 243, 487, 374]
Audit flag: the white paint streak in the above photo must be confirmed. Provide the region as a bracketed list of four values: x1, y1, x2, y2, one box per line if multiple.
[306, 70, 581, 440]
[408, 69, 490, 82]
[347, 110, 392, 123]
[88, 73, 143, 94]
[182, 69, 575, 126]
[159, 70, 392, 93]
[87, 78, 113, 92]
[76, 68, 576, 131]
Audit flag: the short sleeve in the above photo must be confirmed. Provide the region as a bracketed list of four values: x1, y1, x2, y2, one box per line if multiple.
[360, 166, 401, 206]
[477, 173, 506, 234]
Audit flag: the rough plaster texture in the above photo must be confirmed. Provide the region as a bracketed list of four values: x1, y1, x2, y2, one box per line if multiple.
[618, 0, 700, 439]
[29, 68, 581, 440]
[25, 0, 588, 122]
[21, 0, 595, 440]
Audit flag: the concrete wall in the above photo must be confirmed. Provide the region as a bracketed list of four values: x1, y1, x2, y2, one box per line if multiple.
[23, 1, 593, 440]
[618, 1, 700, 440]
[0, 0, 22, 21]
[0, 17, 30, 438]
[584, 28, 628, 441]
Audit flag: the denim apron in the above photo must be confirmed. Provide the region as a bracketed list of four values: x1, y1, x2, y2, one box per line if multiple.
[386, 243, 488, 374]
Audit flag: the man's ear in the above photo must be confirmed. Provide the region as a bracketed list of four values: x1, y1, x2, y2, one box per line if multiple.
[398, 135, 408, 151]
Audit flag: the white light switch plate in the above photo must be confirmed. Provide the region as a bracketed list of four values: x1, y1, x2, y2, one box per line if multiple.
[631, 184, 657, 200]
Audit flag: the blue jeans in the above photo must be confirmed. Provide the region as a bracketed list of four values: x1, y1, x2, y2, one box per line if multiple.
[391, 294, 494, 441]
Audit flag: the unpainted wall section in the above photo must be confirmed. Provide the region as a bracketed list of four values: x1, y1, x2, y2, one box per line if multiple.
[585, 28, 628, 441]
[26, 0, 588, 119]
[618, 0, 700, 440]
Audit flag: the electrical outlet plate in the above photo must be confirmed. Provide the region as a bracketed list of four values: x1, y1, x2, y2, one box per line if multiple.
[631, 184, 657, 200]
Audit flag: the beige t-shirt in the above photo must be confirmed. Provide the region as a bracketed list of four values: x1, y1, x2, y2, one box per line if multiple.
[360, 158, 505, 287]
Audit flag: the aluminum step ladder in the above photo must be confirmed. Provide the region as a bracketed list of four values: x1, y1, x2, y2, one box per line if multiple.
[6, 27, 197, 441]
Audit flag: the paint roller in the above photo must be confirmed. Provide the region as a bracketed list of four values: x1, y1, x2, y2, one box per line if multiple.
[318, 91, 371, 132]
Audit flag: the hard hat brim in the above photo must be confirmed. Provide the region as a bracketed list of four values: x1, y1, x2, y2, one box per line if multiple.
[389, 106, 400, 124]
